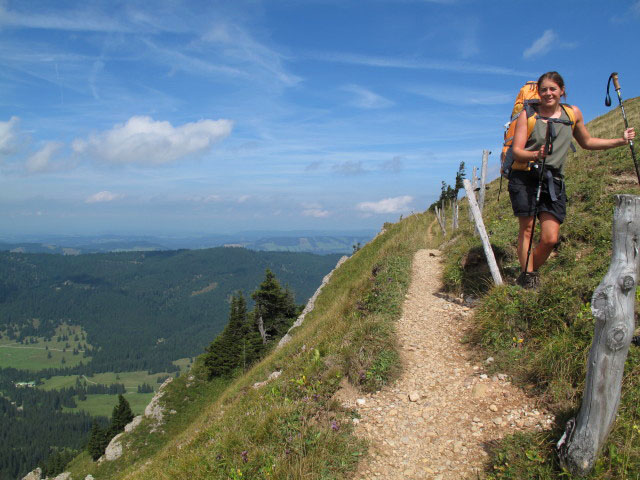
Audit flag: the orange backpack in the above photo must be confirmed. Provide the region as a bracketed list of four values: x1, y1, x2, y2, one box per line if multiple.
[500, 81, 576, 178]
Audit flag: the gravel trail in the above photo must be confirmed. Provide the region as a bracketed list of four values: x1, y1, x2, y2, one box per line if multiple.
[345, 249, 553, 480]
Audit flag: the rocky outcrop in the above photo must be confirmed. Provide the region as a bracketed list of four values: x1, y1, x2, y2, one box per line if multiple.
[21, 468, 42, 480]
[124, 414, 143, 433]
[52, 472, 71, 480]
[277, 255, 348, 349]
[145, 376, 173, 432]
[104, 432, 124, 461]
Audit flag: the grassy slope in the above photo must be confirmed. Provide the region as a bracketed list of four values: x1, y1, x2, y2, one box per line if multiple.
[441, 97, 640, 479]
[67, 212, 440, 479]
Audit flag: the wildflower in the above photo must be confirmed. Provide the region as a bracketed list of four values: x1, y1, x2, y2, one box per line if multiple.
[331, 420, 340, 431]
[241, 450, 248, 463]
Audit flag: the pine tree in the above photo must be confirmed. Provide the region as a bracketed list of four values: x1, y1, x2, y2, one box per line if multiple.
[87, 423, 106, 461]
[204, 292, 248, 378]
[107, 394, 134, 438]
[251, 269, 297, 340]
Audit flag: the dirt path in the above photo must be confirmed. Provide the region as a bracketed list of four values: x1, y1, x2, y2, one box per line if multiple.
[346, 249, 554, 480]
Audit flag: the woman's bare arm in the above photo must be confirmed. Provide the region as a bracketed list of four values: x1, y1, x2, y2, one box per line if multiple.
[572, 105, 635, 150]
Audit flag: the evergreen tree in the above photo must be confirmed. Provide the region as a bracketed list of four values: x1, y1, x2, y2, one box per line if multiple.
[87, 423, 106, 461]
[251, 269, 297, 340]
[204, 292, 248, 378]
[108, 394, 134, 438]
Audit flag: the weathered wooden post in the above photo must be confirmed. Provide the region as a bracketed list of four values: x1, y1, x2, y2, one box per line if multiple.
[434, 206, 446, 236]
[469, 166, 478, 223]
[478, 150, 490, 212]
[557, 194, 640, 476]
[463, 179, 502, 285]
[452, 199, 458, 230]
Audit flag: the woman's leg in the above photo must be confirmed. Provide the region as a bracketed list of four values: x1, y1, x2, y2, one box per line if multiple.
[517, 216, 535, 272]
[532, 212, 561, 270]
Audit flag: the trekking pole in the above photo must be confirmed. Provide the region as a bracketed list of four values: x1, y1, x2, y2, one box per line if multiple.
[605, 72, 640, 185]
[523, 122, 553, 274]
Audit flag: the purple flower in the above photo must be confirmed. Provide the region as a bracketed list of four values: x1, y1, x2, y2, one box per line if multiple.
[331, 420, 339, 431]
[241, 450, 248, 463]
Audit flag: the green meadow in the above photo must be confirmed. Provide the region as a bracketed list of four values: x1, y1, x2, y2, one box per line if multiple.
[0, 323, 91, 371]
[64, 393, 155, 418]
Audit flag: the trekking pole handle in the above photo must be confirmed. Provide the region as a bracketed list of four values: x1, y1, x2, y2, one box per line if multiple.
[612, 72, 621, 91]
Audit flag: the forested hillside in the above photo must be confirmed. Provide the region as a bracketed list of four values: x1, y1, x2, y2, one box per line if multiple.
[0, 247, 341, 375]
[0, 247, 340, 480]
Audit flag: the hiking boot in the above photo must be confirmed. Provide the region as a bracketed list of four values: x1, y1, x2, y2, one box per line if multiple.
[516, 271, 540, 290]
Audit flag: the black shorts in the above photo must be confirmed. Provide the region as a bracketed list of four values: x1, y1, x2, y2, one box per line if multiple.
[508, 170, 566, 223]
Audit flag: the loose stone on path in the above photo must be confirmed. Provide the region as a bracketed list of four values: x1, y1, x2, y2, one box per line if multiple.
[342, 249, 551, 480]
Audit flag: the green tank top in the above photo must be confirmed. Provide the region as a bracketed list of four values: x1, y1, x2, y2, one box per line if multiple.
[524, 107, 573, 174]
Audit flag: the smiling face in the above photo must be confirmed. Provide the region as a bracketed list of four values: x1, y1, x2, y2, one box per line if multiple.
[538, 78, 565, 110]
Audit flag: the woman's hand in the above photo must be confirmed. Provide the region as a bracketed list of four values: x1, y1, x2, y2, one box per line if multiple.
[535, 145, 548, 162]
[623, 127, 636, 143]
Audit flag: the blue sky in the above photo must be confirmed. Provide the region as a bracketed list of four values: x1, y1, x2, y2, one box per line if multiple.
[1, 0, 639, 235]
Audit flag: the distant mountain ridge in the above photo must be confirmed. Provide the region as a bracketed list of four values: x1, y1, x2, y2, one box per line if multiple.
[0, 230, 375, 255]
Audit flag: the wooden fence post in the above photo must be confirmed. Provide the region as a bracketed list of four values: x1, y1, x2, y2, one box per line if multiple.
[557, 194, 640, 476]
[463, 179, 502, 285]
[478, 150, 490, 212]
[434, 206, 446, 236]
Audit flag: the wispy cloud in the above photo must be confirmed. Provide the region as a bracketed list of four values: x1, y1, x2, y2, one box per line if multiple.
[85, 191, 124, 203]
[523, 30, 556, 59]
[309, 51, 532, 77]
[0, 3, 132, 33]
[200, 22, 301, 87]
[408, 84, 511, 106]
[333, 160, 366, 175]
[342, 84, 394, 109]
[382, 156, 404, 173]
[72, 116, 233, 166]
[25, 141, 63, 173]
[0, 116, 19, 156]
[305, 160, 323, 172]
[522, 30, 578, 59]
[357, 196, 413, 214]
[302, 203, 330, 218]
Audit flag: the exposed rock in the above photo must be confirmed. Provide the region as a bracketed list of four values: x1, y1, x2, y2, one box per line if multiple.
[145, 376, 173, 432]
[52, 473, 71, 480]
[104, 432, 124, 461]
[21, 468, 41, 480]
[252, 370, 282, 389]
[85, 475, 95, 480]
[471, 383, 489, 398]
[408, 392, 420, 402]
[277, 256, 349, 349]
[124, 415, 143, 433]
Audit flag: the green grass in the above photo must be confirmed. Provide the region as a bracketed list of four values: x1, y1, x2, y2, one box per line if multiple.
[40, 371, 179, 392]
[0, 323, 91, 371]
[64, 393, 155, 417]
[442, 97, 640, 479]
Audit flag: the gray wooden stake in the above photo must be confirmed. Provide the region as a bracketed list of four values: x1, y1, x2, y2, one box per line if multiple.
[478, 150, 490, 212]
[463, 179, 502, 285]
[557, 194, 640, 476]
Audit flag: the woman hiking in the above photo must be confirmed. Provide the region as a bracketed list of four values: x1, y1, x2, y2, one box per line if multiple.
[510, 71, 635, 289]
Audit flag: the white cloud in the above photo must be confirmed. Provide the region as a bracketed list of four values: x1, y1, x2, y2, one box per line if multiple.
[310, 51, 533, 77]
[343, 84, 394, 109]
[408, 85, 511, 106]
[25, 141, 63, 173]
[85, 191, 124, 204]
[201, 22, 301, 87]
[237, 195, 251, 203]
[302, 208, 330, 218]
[72, 116, 233, 166]
[0, 116, 19, 155]
[301, 202, 330, 218]
[357, 196, 413, 214]
[523, 30, 557, 59]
